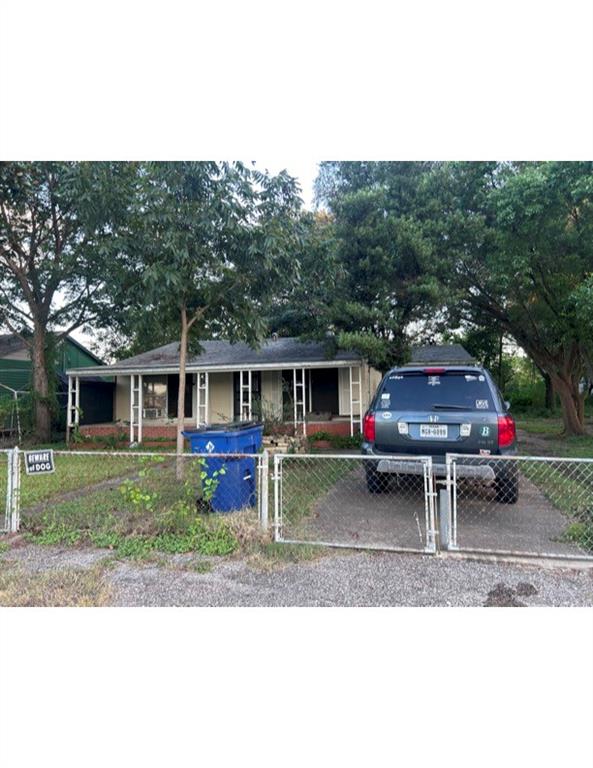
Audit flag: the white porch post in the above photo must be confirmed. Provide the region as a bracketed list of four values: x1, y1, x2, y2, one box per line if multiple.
[137, 374, 143, 444]
[66, 375, 73, 442]
[239, 370, 252, 421]
[349, 366, 354, 437]
[129, 374, 142, 443]
[75, 376, 80, 427]
[197, 371, 209, 426]
[129, 375, 134, 443]
[292, 368, 306, 436]
[358, 365, 363, 433]
[293, 367, 297, 432]
[308, 369, 313, 413]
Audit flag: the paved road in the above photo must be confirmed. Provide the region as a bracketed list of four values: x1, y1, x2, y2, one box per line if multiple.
[284, 465, 587, 558]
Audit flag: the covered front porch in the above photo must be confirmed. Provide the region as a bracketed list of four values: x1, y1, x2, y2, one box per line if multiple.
[66, 363, 366, 443]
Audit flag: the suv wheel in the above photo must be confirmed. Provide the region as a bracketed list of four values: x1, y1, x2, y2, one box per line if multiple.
[365, 464, 388, 494]
[494, 468, 519, 504]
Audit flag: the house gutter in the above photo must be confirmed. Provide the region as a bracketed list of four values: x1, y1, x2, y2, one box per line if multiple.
[66, 359, 364, 378]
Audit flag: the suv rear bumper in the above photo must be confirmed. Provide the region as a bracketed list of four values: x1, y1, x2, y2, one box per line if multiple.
[362, 443, 517, 482]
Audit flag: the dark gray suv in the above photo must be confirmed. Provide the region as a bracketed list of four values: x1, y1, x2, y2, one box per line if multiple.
[361, 364, 518, 503]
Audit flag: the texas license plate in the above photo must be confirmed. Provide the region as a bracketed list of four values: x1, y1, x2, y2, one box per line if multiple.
[420, 424, 448, 438]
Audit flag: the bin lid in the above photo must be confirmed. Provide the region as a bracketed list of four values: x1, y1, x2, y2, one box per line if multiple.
[182, 420, 263, 436]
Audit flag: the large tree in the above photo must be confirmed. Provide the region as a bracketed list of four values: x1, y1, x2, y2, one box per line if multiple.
[424, 161, 593, 435]
[0, 162, 133, 441]
[123, 162, 303, 459]
[310, 161, 439, 369]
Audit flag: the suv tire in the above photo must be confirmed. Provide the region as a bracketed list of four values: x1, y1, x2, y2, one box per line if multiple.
[494, 468, 519, 504]
[365, 464, 388, 494]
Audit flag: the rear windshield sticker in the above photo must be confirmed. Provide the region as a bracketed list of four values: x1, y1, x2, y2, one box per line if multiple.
[388, 375, 403, 380]
[464, 375, 477, 381]
[478, 375, 485, 381]
[428, 376, 440, 386]
[476, 399, 489, 409]
[381, 392, 390, 399]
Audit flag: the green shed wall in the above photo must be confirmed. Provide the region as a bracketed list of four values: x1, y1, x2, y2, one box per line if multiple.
[0, 338, 100, 397]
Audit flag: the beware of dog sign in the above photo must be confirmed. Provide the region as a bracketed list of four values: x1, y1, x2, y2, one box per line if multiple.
[24, 449, 55, 475]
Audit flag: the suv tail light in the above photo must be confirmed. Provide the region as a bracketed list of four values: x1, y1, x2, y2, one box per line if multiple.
[363, 412, 376, 442]
[497, 415, 516, 448]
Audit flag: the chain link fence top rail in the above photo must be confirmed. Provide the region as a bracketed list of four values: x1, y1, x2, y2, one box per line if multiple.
[15, 450, 265, 539]
[274, 453, 436, 552]
[448, 454, 593, 560]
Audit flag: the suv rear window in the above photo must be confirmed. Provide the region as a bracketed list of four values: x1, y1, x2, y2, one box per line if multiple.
[377, 371, 494, 411]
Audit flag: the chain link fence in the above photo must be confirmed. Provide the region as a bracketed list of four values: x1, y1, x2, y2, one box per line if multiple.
[1, 449, 9, 532]
[4, 449, 267, 539]
[273, 453, 436, 552]
[2, 447, 593, 564]
[447, 454, 593, 560]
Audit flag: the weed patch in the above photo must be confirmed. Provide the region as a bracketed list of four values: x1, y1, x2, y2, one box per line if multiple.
[0, 561, 111, 607]
[247, 541, 331, 571]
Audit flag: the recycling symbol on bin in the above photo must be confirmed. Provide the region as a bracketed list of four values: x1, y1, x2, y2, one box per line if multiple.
[205, 440, 215, 453]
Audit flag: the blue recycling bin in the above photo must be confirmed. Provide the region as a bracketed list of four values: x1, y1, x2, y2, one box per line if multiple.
[182, 421, 264, 513]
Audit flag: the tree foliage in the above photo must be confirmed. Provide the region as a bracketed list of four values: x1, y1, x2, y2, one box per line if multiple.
[0, 161, 133, 440]
[119, 161, 303, 455]
[424, 161, 593, 434]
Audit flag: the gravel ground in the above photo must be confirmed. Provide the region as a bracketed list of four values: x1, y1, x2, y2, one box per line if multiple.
[2, 543, 593, 606]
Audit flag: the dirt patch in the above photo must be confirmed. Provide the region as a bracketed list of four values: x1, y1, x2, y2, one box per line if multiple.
[484, 583, 525, 606]
[515, 581, 538, 597]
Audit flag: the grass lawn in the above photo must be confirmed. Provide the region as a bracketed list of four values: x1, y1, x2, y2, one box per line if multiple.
[516, 416, 593, 458]
[514, 417, 593, 551]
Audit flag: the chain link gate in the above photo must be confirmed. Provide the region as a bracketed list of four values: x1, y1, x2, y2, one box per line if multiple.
[273, 453, 437, 553]
[446, 453, 593, 562]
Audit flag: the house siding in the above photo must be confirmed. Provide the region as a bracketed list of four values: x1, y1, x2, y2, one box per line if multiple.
[98, 362, 382, 434]
[208, 372, 233, 422]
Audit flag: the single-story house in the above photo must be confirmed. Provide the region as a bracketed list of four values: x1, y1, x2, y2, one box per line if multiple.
[65, 336, 383, 442]
[0, 333, 113, 429]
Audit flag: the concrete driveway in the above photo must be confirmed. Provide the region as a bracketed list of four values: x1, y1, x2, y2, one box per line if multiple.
[283, 465, 588, 558]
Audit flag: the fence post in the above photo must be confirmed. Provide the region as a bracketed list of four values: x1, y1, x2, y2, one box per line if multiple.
[439, 488, 450, 550]
[10, 446, 21, 533]
[273, 453, 280, 542]
[260, 451, 269, 531]
[445, 454, 457, 550]
[4, 449, 13, 532]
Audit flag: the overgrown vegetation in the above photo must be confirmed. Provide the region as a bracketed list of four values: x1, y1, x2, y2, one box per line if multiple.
[0, 560, 111, 607]
[17, 452, 270, 559]
[307, 431, 362, 450]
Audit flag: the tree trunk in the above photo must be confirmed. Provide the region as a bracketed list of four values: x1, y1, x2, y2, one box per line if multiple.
[176, 307, 188, 478]
[550, 373, 585, 436]
[31, 327, 52, 443]
[542, 371, 554, 411]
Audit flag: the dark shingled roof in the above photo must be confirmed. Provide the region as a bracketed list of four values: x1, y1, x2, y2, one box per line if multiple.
[74, 337, 362, 373]
[0, 334, 26, 358]
[407, 344, 475, 365]
[0, 333, 103, 364]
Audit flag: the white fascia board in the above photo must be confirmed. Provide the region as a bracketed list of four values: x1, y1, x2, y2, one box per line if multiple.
[66, 359, 363, 377]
